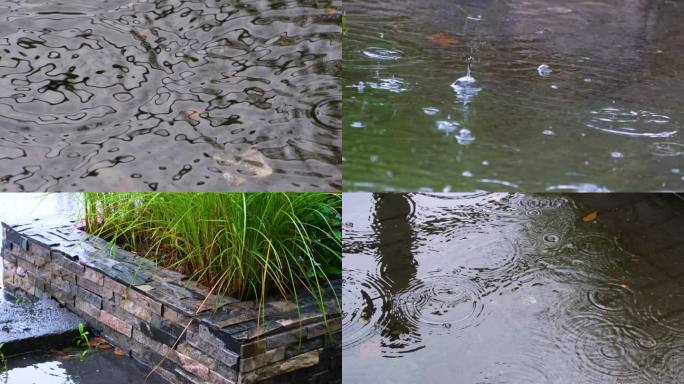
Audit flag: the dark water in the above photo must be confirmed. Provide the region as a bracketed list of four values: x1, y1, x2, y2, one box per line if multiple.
[2, 350, 168, 383]
[0, 0, 341, 192]
[342, 193, 684, 383]
[343, 0, 684, 192]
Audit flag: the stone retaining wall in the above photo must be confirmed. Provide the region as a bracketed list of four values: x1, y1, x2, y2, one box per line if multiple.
[1, 220, 341, 384]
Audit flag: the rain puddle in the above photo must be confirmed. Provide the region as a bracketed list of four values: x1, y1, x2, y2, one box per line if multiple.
[342, 193, 684, 383]
[3, 350, 168, 384]
[343, 0, 684, 192]
[0, 0, 341, 192]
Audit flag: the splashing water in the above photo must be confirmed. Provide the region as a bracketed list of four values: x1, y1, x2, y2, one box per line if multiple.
[451, 65, 482, 105]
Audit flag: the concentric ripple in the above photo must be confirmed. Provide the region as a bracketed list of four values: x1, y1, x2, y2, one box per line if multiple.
[342, 271, 390, 351]
[395, 272, 486, 335]
[585, 107, 678, 138]
[557, 314, 658, 380]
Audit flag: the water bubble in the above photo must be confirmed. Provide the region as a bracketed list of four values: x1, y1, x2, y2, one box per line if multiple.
[351, 122, 365, 128]
[451, 66, 481, 104]
[610, 152, 624, 159]
[537, 64, 553, 77]
[462, 170, 473, 177]
[423, 107, 440, 116]
[436, 120, 459, 134]
[456, 129, 475, 145]
[543, 129, 555, 136]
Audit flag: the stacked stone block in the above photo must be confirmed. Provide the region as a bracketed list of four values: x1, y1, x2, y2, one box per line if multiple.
[2, 221, 341, 384]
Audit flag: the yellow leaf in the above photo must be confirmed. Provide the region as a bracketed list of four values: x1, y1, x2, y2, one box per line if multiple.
[582, 211, 598, 222]
[620, 283, 629, 289]
[114, 348, 126, 356]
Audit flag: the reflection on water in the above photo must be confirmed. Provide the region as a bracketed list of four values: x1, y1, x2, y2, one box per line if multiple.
[0, 0, 341, 192]
[2, 350, 168, 384]
[343, 193, 684, 383]
[343, 0, 684, 192]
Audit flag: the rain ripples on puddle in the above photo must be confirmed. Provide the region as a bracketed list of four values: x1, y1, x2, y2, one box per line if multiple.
[342, 193, 684, 383]
[343, 0, 684, 192]
[0, 0, 341, 191]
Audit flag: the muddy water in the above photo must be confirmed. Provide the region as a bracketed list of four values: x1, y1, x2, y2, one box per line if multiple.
[343, 0, 684, 192]
[0, 0, 341, 192]
[342, 193, 684, 383]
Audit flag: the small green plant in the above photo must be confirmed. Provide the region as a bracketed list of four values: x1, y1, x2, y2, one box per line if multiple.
[74, 323, 91, 360]
[342, 12, 347, 34]
[0, 343, 7, 373]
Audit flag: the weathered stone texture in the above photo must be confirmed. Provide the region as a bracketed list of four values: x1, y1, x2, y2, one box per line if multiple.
[1, 221, 341, 384]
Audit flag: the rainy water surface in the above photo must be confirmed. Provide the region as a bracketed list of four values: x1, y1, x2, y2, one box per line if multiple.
[0, 0, 341, 191]
[343, 193, 684, 383]
[343, 0, 684, 192]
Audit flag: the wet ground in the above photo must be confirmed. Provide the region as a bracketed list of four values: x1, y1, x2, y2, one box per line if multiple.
[343, 0, 684, 192]
[3, 350, 168, 384]
[0, 193, 169, 383]
[0, 291, 82, 356]
[342, 193, 684, 383]
[0, 0, 341, 192]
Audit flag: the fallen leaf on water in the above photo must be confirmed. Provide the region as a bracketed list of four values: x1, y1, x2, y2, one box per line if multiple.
[631, 255, 641, 263]
[620, 283, 629, 289]
[184, 108, 202, 118]
[582, 211, 598, 222]
[426, 34, 461, 46]
[113, 348, 126, 356]
[98, 343, 113, 350]
[87, 337, 107, 348]
[326, 4, 337, 15]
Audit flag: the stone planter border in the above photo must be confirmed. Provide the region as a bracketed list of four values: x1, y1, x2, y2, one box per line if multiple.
[1, 220, 341, 384]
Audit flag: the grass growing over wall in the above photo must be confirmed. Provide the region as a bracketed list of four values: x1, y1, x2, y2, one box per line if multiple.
[81, 193, 341, 308]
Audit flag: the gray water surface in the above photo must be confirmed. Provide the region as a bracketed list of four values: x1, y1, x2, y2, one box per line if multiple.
[0, 0, 341, 191]
[342, 193, 684, 383]
[343, 0, 684, 192]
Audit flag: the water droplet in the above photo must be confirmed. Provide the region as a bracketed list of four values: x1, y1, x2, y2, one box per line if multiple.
[423, 107, 440, 116]
[456, 129, 475, 145]
[537, 64, 552, 77]
[436, 120, 459, 134]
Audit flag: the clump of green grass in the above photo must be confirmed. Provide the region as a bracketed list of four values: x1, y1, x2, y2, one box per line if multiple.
[81, 193, 341, 309]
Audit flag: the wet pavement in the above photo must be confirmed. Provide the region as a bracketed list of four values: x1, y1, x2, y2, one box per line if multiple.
[0, 0, 341, 192]
[0, 291, 82, 356]
[342, 193, 684, 383]
[3, 349, 169, 384]
[343, 0, 684, 192]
